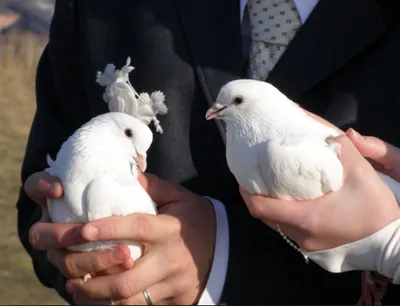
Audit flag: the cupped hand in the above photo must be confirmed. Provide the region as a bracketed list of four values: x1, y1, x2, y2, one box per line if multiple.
[240, 131, 400, 252]
[65, 173, 217, 305]
[25, 171, 133, 280]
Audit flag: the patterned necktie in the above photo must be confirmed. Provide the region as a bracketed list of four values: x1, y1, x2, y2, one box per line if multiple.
[247, 0, 301, 80]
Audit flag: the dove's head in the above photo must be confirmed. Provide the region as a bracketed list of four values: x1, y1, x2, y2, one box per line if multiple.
[205, 79, 296, 123]
[106, 112, 153, 172]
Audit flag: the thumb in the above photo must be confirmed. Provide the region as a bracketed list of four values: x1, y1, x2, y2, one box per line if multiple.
[24, 171, 63, 207]
[239, 186, 306, 226]
[137, 172, 183, 206]
[331, 134, 365, 168]
[346, 128, 400, 179]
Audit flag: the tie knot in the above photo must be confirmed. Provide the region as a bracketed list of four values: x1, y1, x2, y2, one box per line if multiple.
[247, 0, 301, 44]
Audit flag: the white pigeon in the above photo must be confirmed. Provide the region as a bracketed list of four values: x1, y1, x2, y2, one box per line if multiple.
[205, 79, 400, 202]
[205, 78, 400, 306]
[46, 113, 157, 281]
[44, 58, 168, 282]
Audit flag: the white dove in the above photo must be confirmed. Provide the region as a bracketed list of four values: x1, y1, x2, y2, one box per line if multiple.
[205, 79, 400, 202]
[45, 112, 157, 282]
[205, 78, 400, 306]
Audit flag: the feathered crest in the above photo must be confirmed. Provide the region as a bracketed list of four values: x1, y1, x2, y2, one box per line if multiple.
[96, 57, 168, 133]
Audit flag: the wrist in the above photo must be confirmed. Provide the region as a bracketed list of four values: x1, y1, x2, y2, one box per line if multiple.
[305, 218, 400, 283]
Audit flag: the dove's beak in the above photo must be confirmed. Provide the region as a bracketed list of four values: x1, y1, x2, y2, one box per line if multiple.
[134, 150, 147, 173]
[205, 103, 227, 120]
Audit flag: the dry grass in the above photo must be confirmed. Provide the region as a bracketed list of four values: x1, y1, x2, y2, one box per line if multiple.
[0, 33, 66, 305]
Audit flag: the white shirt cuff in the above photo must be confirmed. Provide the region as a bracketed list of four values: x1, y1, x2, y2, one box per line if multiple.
[197, 197, 230, 305]
[306, 218, 400, 283]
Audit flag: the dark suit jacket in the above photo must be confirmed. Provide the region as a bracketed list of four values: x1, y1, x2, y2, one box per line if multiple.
[17, 0, 400, 304]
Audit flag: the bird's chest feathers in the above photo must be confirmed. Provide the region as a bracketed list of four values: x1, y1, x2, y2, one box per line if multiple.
[226, 127, 264, 180]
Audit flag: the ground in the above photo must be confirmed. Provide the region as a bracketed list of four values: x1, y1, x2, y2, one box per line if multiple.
[0, 33, 66, 304]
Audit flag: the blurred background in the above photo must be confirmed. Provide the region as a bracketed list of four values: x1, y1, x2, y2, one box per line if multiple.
[0, 0, 66, 304]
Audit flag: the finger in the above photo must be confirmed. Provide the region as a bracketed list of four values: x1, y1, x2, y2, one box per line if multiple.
[24, 171, 63, 207]
[29, 222, 84, 250]
[239, 186, 307, 226]
[94, 261, 134, 277]
[81, 213, 177, 243]
[137, 172, 182, 206]
[47, 245, 130, 279]
[110, 282, 176, 305]
[302, 109, 344, 134]
[330, 134, 368, 169]
[346, 128, 400, 180]
[66, 252, 168, 300]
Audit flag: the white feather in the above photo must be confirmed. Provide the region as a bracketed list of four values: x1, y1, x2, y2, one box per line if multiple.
[96, 57, 168, 133]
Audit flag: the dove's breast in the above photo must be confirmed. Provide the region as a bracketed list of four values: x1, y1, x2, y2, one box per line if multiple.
[226, 134, 270, 195]
[47, 140, 134, 223]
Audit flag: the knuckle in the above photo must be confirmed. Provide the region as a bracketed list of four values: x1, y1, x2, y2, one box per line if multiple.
[248, 202, 263, 219]
[63, 254, 78, 278]
[172, 276, 191, 295]
[28, 222, 41, 248]
[52, 229, 64, 246]
[165, 240, 190, 274]
[116, 281, 135, 299]
[91, 254, 106, 272]
[23, 173, 39, 194]
[29, 222, 53, 250]
[103, 221, 117, 238]
[131, 214, 152, 238]
[169, 218, 181, 236]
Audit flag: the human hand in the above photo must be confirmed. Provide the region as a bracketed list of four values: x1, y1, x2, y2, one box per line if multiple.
[346, 129, 400, 180]
[25, 172, 133, 281]
[65, 173, 217, 305]
[240, 132, 400, 252]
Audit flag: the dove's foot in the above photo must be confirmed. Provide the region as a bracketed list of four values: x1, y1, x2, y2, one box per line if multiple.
[326, 136, 342, 157]
[83, 273, 92, 282]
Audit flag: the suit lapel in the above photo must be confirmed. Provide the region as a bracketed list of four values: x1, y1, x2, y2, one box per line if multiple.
[267, 0, 387, 99]
[174, 0, 245, 102]
[174, 0, 245, 142]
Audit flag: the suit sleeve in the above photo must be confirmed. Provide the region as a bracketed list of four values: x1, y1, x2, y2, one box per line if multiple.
[16, 1, 88, 303]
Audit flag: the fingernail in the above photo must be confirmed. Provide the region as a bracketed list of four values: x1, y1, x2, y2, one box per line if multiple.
[348, 128, 362, 139]
[66, 282, 77, 294]
[48, 183, 56, 194]
[84, 225, 99, 239]
[112, 248, 126, 262]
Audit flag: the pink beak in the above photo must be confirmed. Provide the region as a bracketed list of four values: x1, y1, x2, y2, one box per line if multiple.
[134, 151, 147, 173]
[205, 104, 227, 120]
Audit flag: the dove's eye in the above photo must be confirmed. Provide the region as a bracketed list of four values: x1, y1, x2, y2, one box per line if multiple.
[124, 128, 133, 138]
[233, 96, 244, 105]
